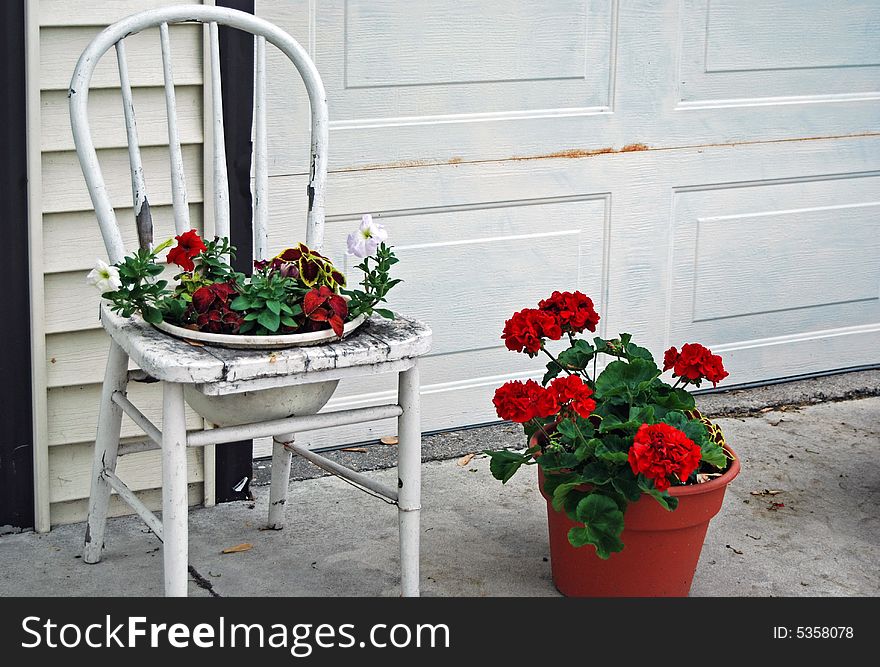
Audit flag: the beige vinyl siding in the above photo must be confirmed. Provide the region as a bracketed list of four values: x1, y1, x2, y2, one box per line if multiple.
[37, 0, 208, 525]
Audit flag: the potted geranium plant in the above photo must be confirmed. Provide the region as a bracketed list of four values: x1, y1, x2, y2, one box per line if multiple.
[87, 215, 401, 426]
[485, 291, 740, 597]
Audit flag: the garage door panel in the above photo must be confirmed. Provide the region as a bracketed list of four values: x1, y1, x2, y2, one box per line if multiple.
[712, 326, 880, 382]
[691, 205, 880, 322]
[323, 0, 613, 119]
[668, 173, 880, 353]
[680, 0, 880, 103]
[342, 1, 590, 88]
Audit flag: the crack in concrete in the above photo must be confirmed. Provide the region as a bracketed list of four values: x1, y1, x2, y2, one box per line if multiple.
[188, 564, 221, 597]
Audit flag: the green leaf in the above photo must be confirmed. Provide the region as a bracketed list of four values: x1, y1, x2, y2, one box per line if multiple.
[280, 315, 298, 328]
[575, 438, 600, 461]
[578, 461, 613, 486]
[141, 305, 162, 324]
[556, 340, 595, 372]
[266, 300, 282, 315]
[625, 342, 655, 362]
[542, 360, 563, 385]
[257, 309, 281, 332]
[701, 441, 728, 469]
[654, 388, 696, 411]
[611, 474, 642, 501]
[598, 415, 641, 434]
[230, 296, 251, 311]
[594, 358, 661, 399]
[547, 462, 615, 514]
[540, 470, 577, 501]
[538, 451, 580, 472]
[555, 419, 579, 443]
[637, 477, 679, 511]
[567, 493, 625, 559]
[593, 435, 631, 464]
[374, 308, 395, 319]
[551, 482, 585, 512]
[484, 450, 529, 483]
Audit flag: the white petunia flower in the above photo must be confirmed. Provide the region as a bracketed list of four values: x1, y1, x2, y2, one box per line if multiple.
[86, 258, 122, 293]
[346, 214, 388, 258]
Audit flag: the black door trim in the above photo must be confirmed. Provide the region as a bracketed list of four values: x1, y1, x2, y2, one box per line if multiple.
[214, 0, 256, 502]
[0, 0, 35, 529]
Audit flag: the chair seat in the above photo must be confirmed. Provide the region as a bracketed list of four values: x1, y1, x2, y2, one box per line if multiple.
[100, 302, 432, 389]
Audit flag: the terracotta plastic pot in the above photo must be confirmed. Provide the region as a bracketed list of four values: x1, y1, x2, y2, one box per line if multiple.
[538, 447, 740, 597]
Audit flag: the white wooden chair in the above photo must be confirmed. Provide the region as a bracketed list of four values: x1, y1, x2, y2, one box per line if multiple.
[69, 5, 431, 597]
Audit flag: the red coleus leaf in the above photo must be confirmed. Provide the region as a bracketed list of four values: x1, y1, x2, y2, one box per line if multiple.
[192, 285, 216, 313]
[211, 281, 237, 303]
[302, 286, 331, 316]
[302, 287, 348, 336]
[327, 293, 348, 319]
[328, 314, 345, 337]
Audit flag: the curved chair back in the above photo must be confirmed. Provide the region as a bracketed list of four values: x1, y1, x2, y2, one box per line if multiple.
[69, 4, 328, 263]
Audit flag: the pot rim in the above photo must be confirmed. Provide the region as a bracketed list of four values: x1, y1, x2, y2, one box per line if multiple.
[666, 444, 740, 496]
[151, 311, 367, 349]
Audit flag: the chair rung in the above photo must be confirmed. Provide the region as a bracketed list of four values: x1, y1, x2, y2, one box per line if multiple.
[112, 391, 162, 445]
[118, 439, 160, 456]
[186, 403, 404, 447]
[286, 441, 399, 502]
[104, 469, 164, 541]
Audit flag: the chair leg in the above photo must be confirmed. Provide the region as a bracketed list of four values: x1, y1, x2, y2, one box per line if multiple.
[267, 432, 294, 530]
[162, 382, 189, 597]
[397, 362, 422, 597]
[83, 341, 129, 564]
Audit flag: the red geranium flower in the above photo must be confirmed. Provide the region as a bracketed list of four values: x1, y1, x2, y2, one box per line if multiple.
[538, 290, 600, 334]
[663, 343, 729, 387]
[550, 374, 596, 418]
[493, 379, 559, 423]
[663, 346, 679, 372]
[501, 309, 562, 356]
[167, 229, 207, 272]
[302, 286, 348, 336]
[628, 423, 702, 491]
[700, 353, 729, 386]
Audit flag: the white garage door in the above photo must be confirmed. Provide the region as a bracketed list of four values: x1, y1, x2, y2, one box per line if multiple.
[255, 0, 880, 449]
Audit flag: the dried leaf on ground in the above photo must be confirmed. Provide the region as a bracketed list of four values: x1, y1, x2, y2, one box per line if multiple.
[221, 543, 253, 554]
[725, 544, 743, 555]
[184, 339, 205, 347]
[341, 447, 368, 453]
[380, 436, 399, 446]
[457, 453, 476, 467]
[750, 488, 783, 496]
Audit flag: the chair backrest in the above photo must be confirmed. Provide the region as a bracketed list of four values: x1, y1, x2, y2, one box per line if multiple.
[69, 4, 328, 264]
